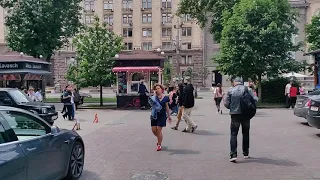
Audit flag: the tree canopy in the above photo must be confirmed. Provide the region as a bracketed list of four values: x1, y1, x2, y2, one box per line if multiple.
[0, 0, 83, 60]
[177, 0, 239, 42]
[215, 0, 304, 98]
[306, 14, 320, 51]
[68, 16, 123, 105]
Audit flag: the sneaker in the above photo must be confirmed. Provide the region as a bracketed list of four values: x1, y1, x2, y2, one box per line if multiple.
[220, 110, 223, 114]
[191, 125, 198, 133]
[229, 157, 237, 163]
[182, 129, 189, 133]
[157, 144, 162, 151]
[244, 155, 250, 159]
[171, 126, 178, 130]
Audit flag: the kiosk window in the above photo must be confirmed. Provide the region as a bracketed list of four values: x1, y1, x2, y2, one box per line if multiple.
[0, 92, 11, 105]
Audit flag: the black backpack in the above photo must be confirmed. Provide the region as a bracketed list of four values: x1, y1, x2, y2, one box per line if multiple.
[240, 87, 257, 119]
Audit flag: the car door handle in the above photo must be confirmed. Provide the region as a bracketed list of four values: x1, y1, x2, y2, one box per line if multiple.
[64, 140, 70, 144]
[26, 147, 36, 151]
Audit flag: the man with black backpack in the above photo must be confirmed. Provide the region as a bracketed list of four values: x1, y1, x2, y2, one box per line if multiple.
[224, 77, 258, 163]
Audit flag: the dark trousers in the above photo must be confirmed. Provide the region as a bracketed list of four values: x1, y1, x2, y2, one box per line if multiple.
[62, 105, 66, 113]
[286, 95, 296, 108]
[139, 94, 147, 108]
[63, 105, 73, 120]
[230, 114, 250, 158]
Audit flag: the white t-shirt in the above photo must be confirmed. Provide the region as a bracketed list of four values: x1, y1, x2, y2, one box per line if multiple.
[285, 84, 291, 95]
[71, 92, 74, 104]
[34, 91, 43, 102]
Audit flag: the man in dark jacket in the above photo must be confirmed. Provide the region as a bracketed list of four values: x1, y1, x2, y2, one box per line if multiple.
[172, 83, 185, 130]
[224, 77, 258, 162]
[182, 77, 197, 133]
[138, 81, 149, 109]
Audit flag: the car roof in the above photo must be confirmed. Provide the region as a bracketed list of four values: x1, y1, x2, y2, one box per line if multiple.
[0, 106, 35, 115]
[0, 88, 20, 92]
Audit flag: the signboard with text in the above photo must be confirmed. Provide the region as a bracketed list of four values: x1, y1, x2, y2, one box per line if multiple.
[0, 62, 48, 70]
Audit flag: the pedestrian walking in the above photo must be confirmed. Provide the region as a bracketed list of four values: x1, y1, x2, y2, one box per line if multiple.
[62, 85, 73, 120]
[289, 85, 298, 109]
[171, 83, 185, 130]
[214, 83, 224, 114]
[149, 83, 171, 151]
[61, 87, 67, 114]
[71, 88, 75, 120]
[182, 77, 197, 133]
[74, 89, 81, 110]
[27, 87, 36, 101]
[224, 77, 258, 163]
[285, 80, 293, 108]
[139, 81, 149, 109]
[35, 88, 43, 102]
[299, 83, 306, 95]
[169, 86, 178, 115]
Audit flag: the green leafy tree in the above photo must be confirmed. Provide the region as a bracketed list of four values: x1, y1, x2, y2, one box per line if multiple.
[177, 0, 239, 42]
[71, 16, 123, 106]
[163, 61, 173, 85]
[306, 14, 320, 51]
[215, 0, 304, 100]
[0, 0, 82, 60]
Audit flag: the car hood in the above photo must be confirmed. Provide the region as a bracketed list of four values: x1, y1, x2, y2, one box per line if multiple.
[21, 101, 53, 108]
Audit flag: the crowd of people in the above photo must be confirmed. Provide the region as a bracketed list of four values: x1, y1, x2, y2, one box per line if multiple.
[23, 87, 43, 102]
[285, 81, 306, 109]
[148, 77, 258, 163]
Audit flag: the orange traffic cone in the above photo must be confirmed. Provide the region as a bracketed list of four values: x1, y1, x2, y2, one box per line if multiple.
[93, 113, 99, 123]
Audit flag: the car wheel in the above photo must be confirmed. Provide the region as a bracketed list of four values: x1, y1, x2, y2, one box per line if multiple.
[64, 141, 85, 180]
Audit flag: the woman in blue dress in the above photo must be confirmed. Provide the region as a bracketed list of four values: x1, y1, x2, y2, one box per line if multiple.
[151, 83, 172, 151]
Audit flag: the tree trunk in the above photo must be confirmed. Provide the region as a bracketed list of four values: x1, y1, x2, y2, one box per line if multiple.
[258, 75, 262, 101]
[99, 84, 103, 106]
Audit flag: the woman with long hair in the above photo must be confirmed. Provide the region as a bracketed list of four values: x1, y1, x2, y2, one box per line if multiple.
[150, 83, 172, 151]
[214, 83, 223, 114]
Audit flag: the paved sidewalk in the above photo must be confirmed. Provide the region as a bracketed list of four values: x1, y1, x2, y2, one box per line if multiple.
[56, 97, 320, 180]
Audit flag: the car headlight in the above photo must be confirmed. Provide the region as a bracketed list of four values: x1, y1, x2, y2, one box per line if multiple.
[41, 108, 48, 114]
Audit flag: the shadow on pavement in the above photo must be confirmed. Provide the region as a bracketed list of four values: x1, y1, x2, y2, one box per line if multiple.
[236, 157, 300, 167]
[161, 147, 201, 155]
[193, 130, 222, 136]
[300, 122, 311, 127]
[80, 170, 102, 180]
[316, 134, 320, 138]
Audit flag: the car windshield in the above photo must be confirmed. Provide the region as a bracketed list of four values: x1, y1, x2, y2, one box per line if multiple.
[8, 90, 31, 103]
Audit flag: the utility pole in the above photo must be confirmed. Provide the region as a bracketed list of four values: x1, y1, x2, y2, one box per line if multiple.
[173, 17, 183, 81]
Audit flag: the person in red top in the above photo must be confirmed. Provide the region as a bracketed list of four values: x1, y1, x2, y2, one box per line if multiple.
[289, 85, 298, 109]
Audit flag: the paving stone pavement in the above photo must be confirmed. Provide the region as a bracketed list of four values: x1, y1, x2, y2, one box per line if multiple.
[56, 96, 320, 180]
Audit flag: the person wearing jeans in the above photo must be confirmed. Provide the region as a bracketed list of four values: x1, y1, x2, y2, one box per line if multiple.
[172, 83, 185, 130]
[224, 77, 258, 162]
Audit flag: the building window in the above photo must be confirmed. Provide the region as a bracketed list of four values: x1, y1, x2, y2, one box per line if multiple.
[181, 55, 192, 64]
[182, 42, 192, 49]
[123, 0, 132, 9]
[142, 0, 152, 9]
[104, 1, 113, 10]
[142, 42, 152, 50]
[123, 14, 133, 24]
[167, 56, 173, 63]
[85, 15, 94, 24]
[124, 42, 133, 50]
[162, 27, 172, 37]
[162, 13, 172, 23]
[142, 28, 152, 37]
[104, 15, 113, 24]
[182, 27, 192, 36]
[123, 28, 133, 37]
[142, 13, 152, 23]
[181, 14, 192, 22]
[162, 0, 172, 8]
[84, 0, 95, 11]
[162, 42, 172, 50]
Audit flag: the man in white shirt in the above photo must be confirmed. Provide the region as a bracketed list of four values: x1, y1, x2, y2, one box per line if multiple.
[285, 81, 293, 108]
[35, 89, 43, 102]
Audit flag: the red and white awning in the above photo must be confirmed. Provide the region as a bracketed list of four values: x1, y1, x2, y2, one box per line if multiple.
[112, 66, 160, 72]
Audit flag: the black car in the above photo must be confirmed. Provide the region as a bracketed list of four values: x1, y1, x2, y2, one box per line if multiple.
[0, 88, 58, 125]
[306, 95, 320, 129]
[294, 90, 320, 119]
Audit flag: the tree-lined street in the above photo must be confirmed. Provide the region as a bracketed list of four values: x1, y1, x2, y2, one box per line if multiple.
[53, 95, 320, 180]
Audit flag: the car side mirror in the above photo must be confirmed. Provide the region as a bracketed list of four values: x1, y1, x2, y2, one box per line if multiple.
[50, 125, 60, 134]
[3, 98, 12, 105]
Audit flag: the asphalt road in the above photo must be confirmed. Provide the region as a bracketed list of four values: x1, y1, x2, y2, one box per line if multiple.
[54, 95, 320, 180]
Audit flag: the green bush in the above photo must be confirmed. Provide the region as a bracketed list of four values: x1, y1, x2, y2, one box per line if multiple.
[260, 77, 299, 103]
